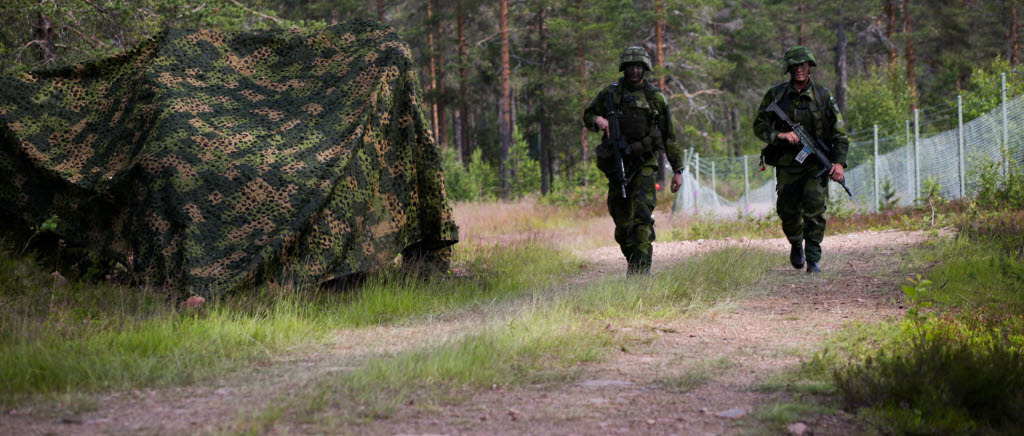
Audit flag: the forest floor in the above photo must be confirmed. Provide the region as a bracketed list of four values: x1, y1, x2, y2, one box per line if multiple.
[0, 209, 943, 435]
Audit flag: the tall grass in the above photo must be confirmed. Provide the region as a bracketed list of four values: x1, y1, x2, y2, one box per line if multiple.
[0, 241, 581, 404]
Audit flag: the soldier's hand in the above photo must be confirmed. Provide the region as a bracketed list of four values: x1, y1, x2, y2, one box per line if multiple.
[670, 172, 682, 193]
[778, 131, 799, 144]
[829, 163, 844, 182]
[595, 116, 609, 134]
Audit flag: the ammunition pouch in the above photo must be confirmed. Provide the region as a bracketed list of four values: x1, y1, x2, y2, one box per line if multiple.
[595, 138, 618, 176]
[760, 143, 781, 167]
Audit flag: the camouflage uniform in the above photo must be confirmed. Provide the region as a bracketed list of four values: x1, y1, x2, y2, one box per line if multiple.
[753, 46, 849, 268]
[582, 47, 683, 275]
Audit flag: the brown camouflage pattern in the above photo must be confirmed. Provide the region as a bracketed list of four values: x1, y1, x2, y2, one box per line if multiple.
[0, 19, 458, 297]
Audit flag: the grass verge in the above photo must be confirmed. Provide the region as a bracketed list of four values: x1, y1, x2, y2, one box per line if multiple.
[760, 207, 1024, 434]
[0, 241, 580, 405]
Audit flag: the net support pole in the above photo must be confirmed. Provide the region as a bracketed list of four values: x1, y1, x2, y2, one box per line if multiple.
[905, 119, 911, 205]
[914, 109, 921, 201]
[711, 160, 718, 209]
[873, 124, 879, 212]
[958, 94, 966, 198]
[1003, 73, 1009, 176]
[694, 152, 700, 212]
[743, 155, 750, 215]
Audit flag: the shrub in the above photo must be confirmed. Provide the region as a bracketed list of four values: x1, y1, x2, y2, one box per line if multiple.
[834, 314, 1024, 434]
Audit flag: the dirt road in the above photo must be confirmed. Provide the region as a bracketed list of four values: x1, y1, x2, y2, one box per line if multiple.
[1, 230, 940, 435]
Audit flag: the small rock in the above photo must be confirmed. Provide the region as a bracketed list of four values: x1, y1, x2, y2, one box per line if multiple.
[740, 237, 748, 243]
[646, 419, 656, 425]
[714, 407, 747, 419]
[579, 379, 634, 388]
[508, 408, 521, 421]
[182, 295, 205, 308]
[788, 422, 808, 435]
[699, 407, 709, 414]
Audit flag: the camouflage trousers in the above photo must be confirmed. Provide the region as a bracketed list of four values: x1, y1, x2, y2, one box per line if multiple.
[607, 165, 657, 274]
[775, 166, 829, 263]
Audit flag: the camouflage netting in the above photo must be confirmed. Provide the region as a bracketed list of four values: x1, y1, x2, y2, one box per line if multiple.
[0, 19, 458, 297]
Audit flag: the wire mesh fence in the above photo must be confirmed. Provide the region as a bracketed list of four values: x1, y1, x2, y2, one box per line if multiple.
[673, 71, 1024, 217]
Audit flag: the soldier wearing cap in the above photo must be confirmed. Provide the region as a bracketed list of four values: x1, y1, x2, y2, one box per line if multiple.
[582, 46, 685, 275]
[753, 46, 849, 273]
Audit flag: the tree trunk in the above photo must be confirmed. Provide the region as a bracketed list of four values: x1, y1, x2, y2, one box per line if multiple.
[537, 5, 550, 195]
[835, 19, 847, 113]
[458, 2, 470, 160]
[33, 12, 55, 64]
[426, 1, 439, 145]
[1011, 6, 1020, 66]
[498, 0, 512, 199]
[903, 0, 917, 111]
[886, 0, 896, 72]
[797, 1, 806, 45]
[576, 0, 588, 185]
[655, 0, 667, 185]
[377, 0, 385, 21]
[433, 0, 446, 149]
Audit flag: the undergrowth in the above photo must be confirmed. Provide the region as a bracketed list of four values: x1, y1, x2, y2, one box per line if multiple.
[0, 240, 581, 405]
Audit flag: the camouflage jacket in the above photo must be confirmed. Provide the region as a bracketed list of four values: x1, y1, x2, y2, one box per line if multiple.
[582, 78, 683, 172]
[753, 78, 849, 168]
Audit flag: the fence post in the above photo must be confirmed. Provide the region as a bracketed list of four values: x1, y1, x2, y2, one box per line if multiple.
[873, 124, 879, 212]
[694, 152, 700, 212]
[1003, 73, 1009, 176]
[905, 119, 911, 205]
[958, 94, 965, 198]
[743, 155, 750, 215]
[711, 160, 718, 209]
[914, 109, 921, 201]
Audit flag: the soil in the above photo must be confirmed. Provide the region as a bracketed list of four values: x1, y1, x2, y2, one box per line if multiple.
[0, 227, 946, 435]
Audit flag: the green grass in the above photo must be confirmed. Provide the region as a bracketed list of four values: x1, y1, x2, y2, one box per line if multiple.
[233, 246, 777, 429]
[0, 241, 581, 404]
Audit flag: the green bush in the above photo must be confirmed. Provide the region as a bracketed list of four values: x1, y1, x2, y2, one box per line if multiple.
[834, 315, 1024, 434]
[974, 156, 1024, 210]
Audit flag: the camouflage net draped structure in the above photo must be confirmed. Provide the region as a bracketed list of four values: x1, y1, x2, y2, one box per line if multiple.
[0, 19, 458, 297]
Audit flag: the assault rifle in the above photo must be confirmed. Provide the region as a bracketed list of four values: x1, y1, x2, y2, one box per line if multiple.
[601, 84, 630, 198]
[765, 100, 853, 197]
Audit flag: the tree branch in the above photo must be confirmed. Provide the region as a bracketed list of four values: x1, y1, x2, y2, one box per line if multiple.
[226, 0, 283, 25]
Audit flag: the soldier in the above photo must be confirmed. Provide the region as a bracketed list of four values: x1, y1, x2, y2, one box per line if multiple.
[583, 46, 684, 275]
[753, 46, 849, 273]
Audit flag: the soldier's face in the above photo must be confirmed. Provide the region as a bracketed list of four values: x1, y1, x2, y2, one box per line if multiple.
[624, 63, 644, 85]
[789, 62, 810, 83]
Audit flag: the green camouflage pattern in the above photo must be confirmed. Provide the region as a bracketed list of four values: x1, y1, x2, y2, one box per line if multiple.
[781, 45, 816, 73]
[0, 19, 458, 297]
[618, 46, 652, 72]
[608, 165, 657, 274]
[776, 166, 828, 263]
[754, 76, 848, 265]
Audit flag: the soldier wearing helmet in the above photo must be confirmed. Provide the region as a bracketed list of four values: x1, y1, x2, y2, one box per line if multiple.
[582, 46, 685, 275]
[753, 46, 849, 273]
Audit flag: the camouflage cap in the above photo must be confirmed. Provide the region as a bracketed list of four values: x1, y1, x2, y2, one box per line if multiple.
[782, 46, 816, 74]
[619, 46, 652, 72]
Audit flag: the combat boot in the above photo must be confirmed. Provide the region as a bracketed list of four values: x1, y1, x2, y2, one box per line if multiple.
[806, 261, 821, 273]
[790, 243, 804, 269]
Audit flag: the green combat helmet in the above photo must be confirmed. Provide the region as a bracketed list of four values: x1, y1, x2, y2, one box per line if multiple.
[619, 46, 652, 71]
[782, 45, 816, 73]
